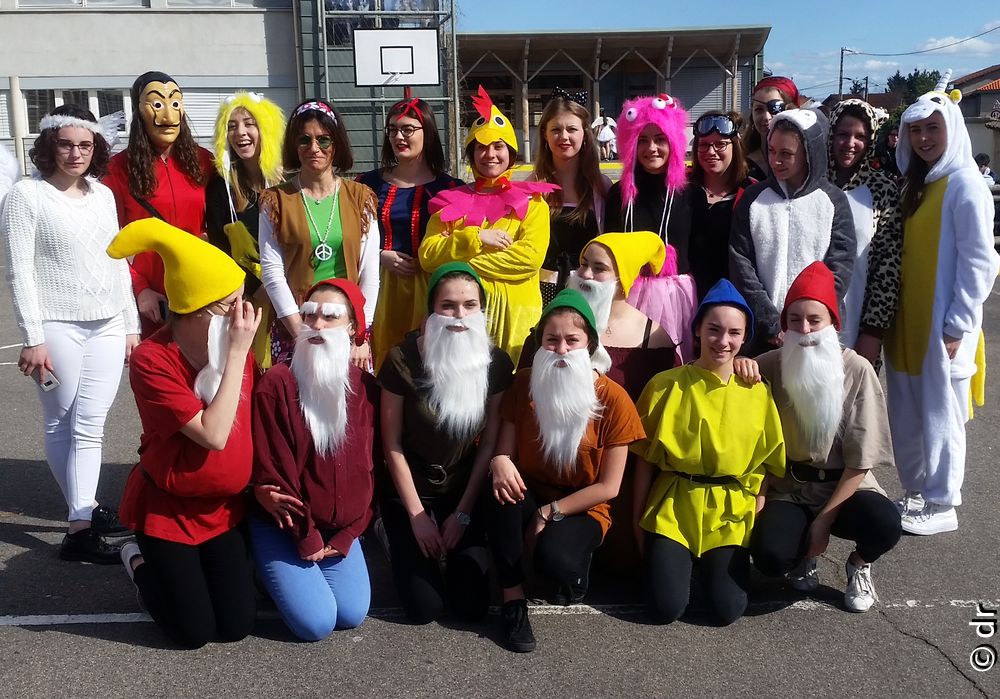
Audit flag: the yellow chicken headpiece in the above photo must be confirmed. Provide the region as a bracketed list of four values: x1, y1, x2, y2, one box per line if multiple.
[464, 85, 518, 153]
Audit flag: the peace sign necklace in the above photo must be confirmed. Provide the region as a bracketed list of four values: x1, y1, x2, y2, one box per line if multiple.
[300, 177, 341, 262]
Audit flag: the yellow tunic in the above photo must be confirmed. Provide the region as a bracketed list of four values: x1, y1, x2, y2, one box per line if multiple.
[418, 196, 549, 367]
[631, 364, 786, 556]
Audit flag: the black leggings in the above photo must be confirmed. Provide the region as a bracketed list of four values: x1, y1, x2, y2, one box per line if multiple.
[645, 534, 750, 626]
[750, 490, 903, 577]
[380, 498, 490, 624]
[484, 489, 602, 599]
[134, 527, 256, 649]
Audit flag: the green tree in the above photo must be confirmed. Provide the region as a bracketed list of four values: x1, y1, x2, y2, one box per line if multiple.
[886, 68, 941, 103]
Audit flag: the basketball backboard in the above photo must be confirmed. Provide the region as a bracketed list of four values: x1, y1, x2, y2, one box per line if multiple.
[353, 28, 441, 87]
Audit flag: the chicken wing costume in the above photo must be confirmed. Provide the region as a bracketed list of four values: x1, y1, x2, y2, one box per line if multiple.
[884, 76, 1000, 508]
[419, 87, 557, 366]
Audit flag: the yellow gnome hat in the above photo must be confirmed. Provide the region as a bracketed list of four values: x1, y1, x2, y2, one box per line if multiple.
[464, 85, 518, 152]
[583, 232, 666, 297]
[107, 218, 245, 314]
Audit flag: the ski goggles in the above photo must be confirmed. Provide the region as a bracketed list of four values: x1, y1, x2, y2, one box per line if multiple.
[694, 114, 738, 137]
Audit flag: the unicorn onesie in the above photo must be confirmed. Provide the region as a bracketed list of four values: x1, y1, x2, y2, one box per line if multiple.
[885, 74, 999, 535]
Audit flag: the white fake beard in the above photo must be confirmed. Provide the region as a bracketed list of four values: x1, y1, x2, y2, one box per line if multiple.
[291, 326, 353, 457]
[565, 274, 615, 374]
[780, 326, 846, 456]
[193, 314, 231, 403]
[422, 311, 492, 440]
[565, 273, 616, 333]
[530, 347, 602, 475]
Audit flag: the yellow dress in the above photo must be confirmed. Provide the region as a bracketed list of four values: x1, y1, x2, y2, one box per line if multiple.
[631, 364, 786, 556]
[418, 196, 549, 367]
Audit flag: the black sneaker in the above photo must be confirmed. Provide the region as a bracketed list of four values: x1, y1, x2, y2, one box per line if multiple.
[91, 505, 132, 536]
[501, 599, 536, 653]
[59, 528, 122, 564]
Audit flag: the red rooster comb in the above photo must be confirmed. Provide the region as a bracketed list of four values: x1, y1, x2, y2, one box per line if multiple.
[471, 85, 494, 121]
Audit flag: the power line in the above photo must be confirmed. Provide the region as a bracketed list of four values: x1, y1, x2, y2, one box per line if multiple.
[846, 23, 1000, 57]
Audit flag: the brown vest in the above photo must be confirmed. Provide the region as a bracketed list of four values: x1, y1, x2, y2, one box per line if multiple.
[260, 178, 377, 304]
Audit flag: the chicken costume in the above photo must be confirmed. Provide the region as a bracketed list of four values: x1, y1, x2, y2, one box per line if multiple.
[884, 77, 999, 509]
[419, 87, 556, 366]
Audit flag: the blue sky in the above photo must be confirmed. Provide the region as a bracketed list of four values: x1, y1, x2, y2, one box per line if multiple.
[456, 1, 1000, 99]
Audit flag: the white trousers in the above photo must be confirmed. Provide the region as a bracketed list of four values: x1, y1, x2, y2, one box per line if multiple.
[886, 366, 970, 508]
[37, 317, 125, 521]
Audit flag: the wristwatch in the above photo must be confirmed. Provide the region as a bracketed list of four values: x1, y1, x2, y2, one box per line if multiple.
[454, 511, 471, 526]
[549, 500, 565, 522]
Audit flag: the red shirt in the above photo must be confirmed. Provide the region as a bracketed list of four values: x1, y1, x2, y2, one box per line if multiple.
[120, 327, 254, 545]
[103, 148, 214, 298]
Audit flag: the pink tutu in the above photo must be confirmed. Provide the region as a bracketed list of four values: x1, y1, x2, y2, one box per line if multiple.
[628, 255, 698, 364]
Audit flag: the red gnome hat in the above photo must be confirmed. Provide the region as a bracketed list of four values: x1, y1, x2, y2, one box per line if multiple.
[304, 278, 367, 344]
[780, 261, 841, 331]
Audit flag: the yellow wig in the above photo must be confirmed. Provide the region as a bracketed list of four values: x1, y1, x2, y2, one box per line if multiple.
[213, 91, 286, 185]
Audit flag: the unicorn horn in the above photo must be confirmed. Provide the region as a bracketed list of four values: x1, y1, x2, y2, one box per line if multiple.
[934, 70, 952, 92]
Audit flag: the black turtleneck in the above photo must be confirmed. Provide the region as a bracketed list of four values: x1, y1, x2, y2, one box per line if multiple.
[603, 168, 692, 274]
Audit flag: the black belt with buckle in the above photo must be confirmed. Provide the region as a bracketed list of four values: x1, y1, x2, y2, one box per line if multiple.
[787, 461, 842, 483]
[669, 470, 740, 486]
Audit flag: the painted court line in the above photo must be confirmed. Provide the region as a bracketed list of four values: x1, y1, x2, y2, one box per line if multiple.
[2, 599, 997, 628]
[0, 344, 22, 350]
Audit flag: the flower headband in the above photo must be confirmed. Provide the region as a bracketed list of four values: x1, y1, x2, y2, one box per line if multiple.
[551, 87, 588, 108]
[293, 100, 338, 124]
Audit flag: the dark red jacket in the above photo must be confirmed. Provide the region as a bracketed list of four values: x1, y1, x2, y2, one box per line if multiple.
[251, 364, 377, 557]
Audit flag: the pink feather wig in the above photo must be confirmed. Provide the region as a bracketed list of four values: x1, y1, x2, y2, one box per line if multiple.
[616, 94, 689, 207]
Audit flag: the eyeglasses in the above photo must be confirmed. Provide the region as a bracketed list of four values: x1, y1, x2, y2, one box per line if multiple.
[55, 140, 95, 155]
[696, 140, 732, 153]
[296, 134, 334, 150]
[208, 297, 245, 316]
[694, 115, 737, 138]
[385, 124, 423, 138]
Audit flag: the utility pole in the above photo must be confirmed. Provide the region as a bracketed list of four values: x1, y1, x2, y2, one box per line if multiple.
[838, 47, 845, 101]
[864, 76, 869, 101]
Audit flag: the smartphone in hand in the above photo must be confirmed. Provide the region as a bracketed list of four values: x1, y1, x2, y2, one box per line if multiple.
[32, 368, 60, 392]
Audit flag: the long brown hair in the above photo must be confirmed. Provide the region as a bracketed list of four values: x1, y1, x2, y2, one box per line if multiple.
[126, 114, 207, 199]
[690, 110, 748, 191]
[532, 97, 603, 225]
[900, 155, 929, 219]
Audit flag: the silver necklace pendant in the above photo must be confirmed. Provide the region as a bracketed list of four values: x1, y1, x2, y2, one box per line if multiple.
[314, 242, 334, 262]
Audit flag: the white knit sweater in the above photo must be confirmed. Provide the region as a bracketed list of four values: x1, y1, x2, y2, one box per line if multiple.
[1, 177, 140, 346]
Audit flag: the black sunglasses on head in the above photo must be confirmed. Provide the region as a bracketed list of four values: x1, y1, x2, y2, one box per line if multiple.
[695, 115, 738, 137]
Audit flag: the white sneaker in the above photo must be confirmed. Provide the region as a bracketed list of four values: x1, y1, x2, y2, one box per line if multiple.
[786, 557, 819, 591]
[895, 490, 924, 515]
[844, 560, 878, 612]
[901, 502, 958, 536]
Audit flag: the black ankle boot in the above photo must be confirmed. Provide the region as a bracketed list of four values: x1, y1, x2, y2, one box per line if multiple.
[500, 599, 536, 653]
[60, 528, 121, 564]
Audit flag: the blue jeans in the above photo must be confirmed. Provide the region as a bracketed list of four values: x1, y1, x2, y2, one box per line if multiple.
[248, 516, 371, 641]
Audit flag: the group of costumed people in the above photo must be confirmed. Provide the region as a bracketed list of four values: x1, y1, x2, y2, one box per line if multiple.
[0, 64, 997, 654]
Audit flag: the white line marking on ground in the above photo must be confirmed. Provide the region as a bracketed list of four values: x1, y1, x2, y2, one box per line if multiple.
[0, 362, 18, 366]
[0, 344, 22, 350]
[3, 599, 998, 627]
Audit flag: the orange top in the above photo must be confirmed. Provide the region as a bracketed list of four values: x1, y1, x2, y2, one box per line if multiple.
[502, 370, 645, 537]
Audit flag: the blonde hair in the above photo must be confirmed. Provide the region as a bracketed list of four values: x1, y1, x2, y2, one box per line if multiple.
[213, 93, 286, 213]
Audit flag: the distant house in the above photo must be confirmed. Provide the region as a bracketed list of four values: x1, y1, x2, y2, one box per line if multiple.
[953, 65, 1000, 167]
[820, 91, 904, 114]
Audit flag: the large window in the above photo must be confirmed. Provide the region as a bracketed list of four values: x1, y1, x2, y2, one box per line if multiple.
[97, 90, 125, 117]
[24, 90, 55, 131]
[165, 0, 291, 6]
[59, 90, 90, 109]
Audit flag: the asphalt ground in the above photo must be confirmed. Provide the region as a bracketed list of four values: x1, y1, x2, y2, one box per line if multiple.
[1, 250, 999, 697]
